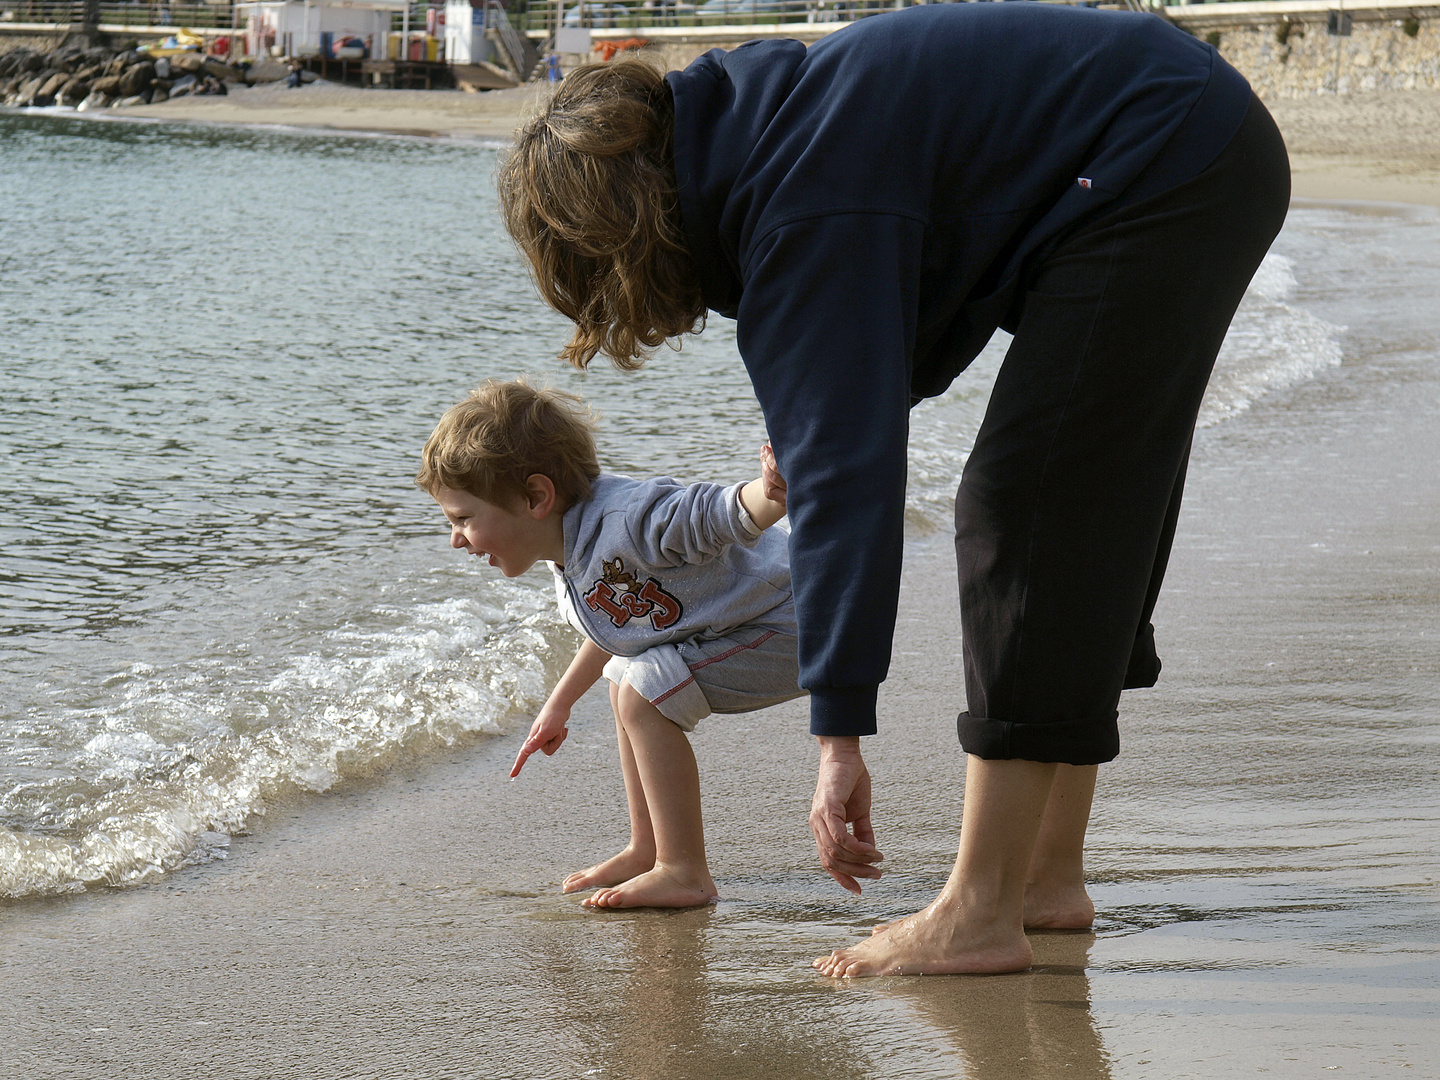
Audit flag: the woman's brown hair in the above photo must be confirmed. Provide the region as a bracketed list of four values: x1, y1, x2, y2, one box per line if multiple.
[497, 58, 705, 371]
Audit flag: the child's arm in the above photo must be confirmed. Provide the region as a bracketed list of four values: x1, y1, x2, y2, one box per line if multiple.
[510, 638, 611, 777]
[738, 443, 788, 531]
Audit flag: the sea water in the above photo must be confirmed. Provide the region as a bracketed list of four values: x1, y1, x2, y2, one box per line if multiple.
[0, 110, 1404, 899]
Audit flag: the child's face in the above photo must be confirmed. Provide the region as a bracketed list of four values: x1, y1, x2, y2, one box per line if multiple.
[433, 486, 553, 578]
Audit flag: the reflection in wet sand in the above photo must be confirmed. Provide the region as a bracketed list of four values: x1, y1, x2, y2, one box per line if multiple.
[880, 934, 1112, 1080]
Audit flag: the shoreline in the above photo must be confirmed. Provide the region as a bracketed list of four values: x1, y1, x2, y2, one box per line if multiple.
[8, 80, 1440, 206]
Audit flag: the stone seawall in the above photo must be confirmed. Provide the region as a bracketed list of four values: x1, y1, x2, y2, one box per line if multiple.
[1190, 13, 1440, 97]
[583, 10, 1440, 100]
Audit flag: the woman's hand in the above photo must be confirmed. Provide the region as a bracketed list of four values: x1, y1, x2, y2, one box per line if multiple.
[810, 736, 884, 894]
[760, 442, 787, 509]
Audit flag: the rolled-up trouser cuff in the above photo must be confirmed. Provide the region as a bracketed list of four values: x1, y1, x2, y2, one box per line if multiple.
[604, 648, 711, 731]
[956, 711, 1120, 766]
[1123, 623, 1162, 689]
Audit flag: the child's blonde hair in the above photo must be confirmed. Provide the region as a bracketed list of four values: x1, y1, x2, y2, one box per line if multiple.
[417, 379, 600, 508]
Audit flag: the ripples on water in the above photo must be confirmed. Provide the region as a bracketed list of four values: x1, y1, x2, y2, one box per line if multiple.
[0, 110, 1359, 897]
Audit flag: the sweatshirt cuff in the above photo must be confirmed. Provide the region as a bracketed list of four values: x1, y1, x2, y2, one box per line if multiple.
[809, 686, 879, 737]
[728, 481, 764, 540]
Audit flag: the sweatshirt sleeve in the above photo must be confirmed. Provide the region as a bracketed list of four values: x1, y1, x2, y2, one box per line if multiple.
[623, 479, 763, 569]
[735, 212, 926, 737]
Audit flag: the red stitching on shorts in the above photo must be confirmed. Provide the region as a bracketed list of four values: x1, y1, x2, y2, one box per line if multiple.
[650, 675, 695, 706]
[686, 629, 779, 672]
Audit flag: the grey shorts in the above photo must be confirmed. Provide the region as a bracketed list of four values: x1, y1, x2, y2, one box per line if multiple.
[602, 625, 805, 731]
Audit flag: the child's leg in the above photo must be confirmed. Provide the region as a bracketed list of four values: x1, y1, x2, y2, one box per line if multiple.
[584, 680, 718, 909]
[562, 682, 658, 893]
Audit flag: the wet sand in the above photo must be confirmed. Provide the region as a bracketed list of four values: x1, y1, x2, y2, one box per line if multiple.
[3, 230, 1438, 1077]
[113, 80, 1440, 206]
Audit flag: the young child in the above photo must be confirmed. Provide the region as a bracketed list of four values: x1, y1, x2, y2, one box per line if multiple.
[417, 378, 800, 909]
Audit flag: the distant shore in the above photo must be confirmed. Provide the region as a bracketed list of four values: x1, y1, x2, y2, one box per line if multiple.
[104, 79, 1440, 206]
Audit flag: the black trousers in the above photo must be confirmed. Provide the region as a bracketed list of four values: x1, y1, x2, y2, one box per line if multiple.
[955, 96, 1291, 765]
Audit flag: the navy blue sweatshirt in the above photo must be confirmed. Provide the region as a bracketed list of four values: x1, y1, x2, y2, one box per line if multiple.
[665, 3, 1252, 737]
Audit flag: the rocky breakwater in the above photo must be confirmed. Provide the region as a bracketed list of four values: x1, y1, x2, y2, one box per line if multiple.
[1, 44, 247, 110]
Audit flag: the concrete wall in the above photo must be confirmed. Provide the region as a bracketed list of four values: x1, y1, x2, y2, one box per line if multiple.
[586, 11, 1440, 99]
[1191, 15, 1440, 97]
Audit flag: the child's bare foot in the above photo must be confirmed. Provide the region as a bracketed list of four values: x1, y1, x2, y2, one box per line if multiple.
[561, 846, 656, 894]
[581, 864, 718, 910]
[1021, 882, 1095, 931]
[814, 898, 1032, 977]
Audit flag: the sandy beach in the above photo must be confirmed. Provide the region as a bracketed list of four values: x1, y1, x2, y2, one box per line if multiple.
[3, 335, 1438, 1075]
[114, 78, 1440, 206]
[3, 72, 1439, 1080]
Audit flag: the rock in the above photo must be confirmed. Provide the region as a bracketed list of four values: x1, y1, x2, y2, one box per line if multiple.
[77, 89, 112, 111]
[58, 76, 90, 106]
[73, 63, 104, 82]
[171, 52, 205, 74]
[169, 73, 198, 93]
[201, 57, 241, 81]
[106, 51, 141, 76]
[245, 58, 289, 84]
[0, 51, 28, 78]
[150, 87, 168, 103]
[22, 52, 45, 73]
[154, 56, 171, 79]
[152, 76, 172, 91]
[300, 69, 318, 84]
[91, 74, 121, 95]
[115, 94, 144, 107]
[15, 75, 43, 101]
[117, 61, 155, 97]
[37, 71, 69, 99]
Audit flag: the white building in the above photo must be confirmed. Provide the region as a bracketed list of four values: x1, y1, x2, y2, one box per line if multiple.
[236, 0, 408, 59]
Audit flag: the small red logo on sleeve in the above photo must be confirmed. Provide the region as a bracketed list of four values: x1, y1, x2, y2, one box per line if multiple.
[1078, 177, 1093, 189]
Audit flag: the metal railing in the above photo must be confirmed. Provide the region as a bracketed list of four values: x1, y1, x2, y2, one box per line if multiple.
[485, 0, 530, 71]
[0, 1, 235, 28]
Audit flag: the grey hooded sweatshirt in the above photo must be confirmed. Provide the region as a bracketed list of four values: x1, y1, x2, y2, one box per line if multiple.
[550, 474, 794, 655]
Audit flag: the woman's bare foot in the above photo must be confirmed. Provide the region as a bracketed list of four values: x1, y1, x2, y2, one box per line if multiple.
[582, 864, 719, 910]
[561, 846, 655, 894]
[814, 898, 1033, 977]
[1022, 882, 1095, 931]
[869, 884, 1095, 935]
